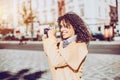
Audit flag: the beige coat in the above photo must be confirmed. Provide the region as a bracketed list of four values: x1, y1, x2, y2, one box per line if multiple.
[43, 36, 88, 80]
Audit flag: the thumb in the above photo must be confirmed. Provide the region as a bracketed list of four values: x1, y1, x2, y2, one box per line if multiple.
[42, 34, 47, 40]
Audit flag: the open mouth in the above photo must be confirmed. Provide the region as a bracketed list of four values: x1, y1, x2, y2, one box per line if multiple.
[62, 31, 68, 36]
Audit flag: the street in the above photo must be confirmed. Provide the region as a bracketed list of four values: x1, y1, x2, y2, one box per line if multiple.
[0, 0, 120, 79]
[0, 41, 120, 54]
[0, 41, 120, 80]
[88, 41, 120, 54]
[0, 49, 52, 80]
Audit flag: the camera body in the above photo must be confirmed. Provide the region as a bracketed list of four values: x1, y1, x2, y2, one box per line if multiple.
[44, 28, 50, 37]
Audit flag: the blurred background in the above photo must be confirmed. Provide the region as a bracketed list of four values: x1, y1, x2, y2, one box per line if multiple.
[0, 0, 120, 41]
[0, 0, 120, 80]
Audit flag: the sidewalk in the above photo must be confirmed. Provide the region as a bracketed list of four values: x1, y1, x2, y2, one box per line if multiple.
[89, 40, 120, 45]
[0, 40, 120, 45]
[83, 53, 120, 80]
[0, 50, 120, 80]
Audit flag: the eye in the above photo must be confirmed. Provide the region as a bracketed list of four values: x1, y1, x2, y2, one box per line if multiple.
[65, 25, 68, 28]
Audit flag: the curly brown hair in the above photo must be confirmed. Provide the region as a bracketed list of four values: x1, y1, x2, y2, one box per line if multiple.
[58, 12, 92, 43]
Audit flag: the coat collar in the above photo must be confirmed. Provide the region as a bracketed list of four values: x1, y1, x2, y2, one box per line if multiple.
[62, 35, 77, 48]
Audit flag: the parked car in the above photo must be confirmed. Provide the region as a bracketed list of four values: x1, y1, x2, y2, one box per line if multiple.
[92, 33, 105, 41]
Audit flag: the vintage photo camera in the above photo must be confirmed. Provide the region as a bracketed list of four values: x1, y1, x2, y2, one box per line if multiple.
[44, 28, 50, 37]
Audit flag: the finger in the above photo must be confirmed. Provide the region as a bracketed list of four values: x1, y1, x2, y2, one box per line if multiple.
[42, 34, 47, 40]
[50, 26, 55, 30]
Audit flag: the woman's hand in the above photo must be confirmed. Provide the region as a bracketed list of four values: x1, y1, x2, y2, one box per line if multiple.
[42, 27, 56, 41]
[47, 27, 56, 38]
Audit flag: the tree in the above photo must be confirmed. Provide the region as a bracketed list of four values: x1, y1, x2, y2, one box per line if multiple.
[109, 6, 118, 25]
[58, 0, 65, 17]
[18, 0, 36, 39]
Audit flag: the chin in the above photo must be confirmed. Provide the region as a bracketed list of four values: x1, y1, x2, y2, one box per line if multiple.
[62, 37, 69, 40]
[63, 36, 67, 39]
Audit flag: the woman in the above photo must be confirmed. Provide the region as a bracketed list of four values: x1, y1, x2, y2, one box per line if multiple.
[42, 12, 92, 80]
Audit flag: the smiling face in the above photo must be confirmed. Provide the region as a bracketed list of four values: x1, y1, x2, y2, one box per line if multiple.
[60, 20, 75, 39]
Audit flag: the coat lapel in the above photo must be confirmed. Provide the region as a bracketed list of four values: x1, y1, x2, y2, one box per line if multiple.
[59, 41, 88, 71]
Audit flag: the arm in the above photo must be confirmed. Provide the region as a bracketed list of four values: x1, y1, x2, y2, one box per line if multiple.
[60, 43, 88, 71]
[42, 28, 88, 71]
[43, 37, 88, 71]
[42, 35, 67, 68]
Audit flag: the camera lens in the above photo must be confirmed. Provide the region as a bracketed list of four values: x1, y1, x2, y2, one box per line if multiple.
[44, 28, 49, 34]
[44, 28, 50, 37]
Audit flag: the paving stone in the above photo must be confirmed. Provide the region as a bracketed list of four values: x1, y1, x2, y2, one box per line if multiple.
[0, 49, 120, 80]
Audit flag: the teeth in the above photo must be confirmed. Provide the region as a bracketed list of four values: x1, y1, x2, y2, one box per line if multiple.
[62, 31, 67, 33]
[61, 31, 67, 36]
[62, 32, 66, 35]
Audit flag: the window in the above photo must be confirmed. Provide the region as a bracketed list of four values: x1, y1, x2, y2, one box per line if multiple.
[98, 26, 101, 31]
[79, 4, 84, 16]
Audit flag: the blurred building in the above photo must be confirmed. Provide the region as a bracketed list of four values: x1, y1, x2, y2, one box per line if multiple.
[58, 0, 66, 17]
[65, 0, 106, 35]
[64, 0, 119, 40]
[37, 0, 119, 40]
[117, 0, 120, 35]
[1, 0, 119, 40]
[13, 0, 58, 37]
[37, 0, 58, 24]
[0, 0, 15, 28]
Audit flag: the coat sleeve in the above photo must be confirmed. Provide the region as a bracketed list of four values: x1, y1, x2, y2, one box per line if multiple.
[42, 36, 67, 68]
[43, 36, 88, 71]
[60, 43, 88, 71]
